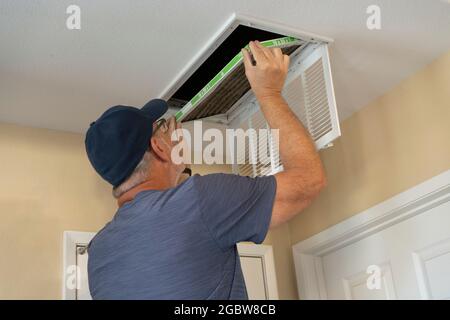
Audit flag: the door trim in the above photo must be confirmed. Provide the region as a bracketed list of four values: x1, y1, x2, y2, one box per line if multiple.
[237, 243, 279, 299]
[292, 169, 450, 299]
[61, 232, 280, 300]
[62, 231, 96, 300]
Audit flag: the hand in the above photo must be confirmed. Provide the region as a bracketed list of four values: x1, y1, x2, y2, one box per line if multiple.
[241, 41, 290, 103]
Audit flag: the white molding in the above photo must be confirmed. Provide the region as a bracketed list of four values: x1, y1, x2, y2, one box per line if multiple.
[412, 236, 450, 300]
[234, 13, 333, 44]
[62, 231, 96, 300]
[315, 44, 341, 150]
[237, 243, 279, 299]
[159, 13, 237, 101]
[292, 169, 450, 299]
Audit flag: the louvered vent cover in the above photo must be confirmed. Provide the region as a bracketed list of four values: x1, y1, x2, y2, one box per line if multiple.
[234, 108, 283, 177]
[251, 111, 277, 176]
[235, 119, 253, 177]
[233, 44, 340, 177]
[284, 60, 332, 141]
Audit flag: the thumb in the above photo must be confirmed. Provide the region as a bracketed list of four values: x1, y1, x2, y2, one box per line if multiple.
[241, 48, 253, 72]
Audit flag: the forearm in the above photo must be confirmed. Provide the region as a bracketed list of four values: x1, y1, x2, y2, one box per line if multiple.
[258, 95, 326, 227]
[258, 95, 327, 193]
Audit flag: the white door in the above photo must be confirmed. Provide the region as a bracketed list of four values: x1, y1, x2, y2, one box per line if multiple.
[324, 200, 450, 299]
[293, 170, 450, 300]
[237, 243, 279, 300]
[240, 256, 268, 299]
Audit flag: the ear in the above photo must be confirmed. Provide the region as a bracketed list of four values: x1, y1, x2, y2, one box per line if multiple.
[150, 136, 170, 162]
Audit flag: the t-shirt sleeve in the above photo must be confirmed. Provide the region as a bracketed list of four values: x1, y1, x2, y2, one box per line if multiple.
[192, 173, 277, 251]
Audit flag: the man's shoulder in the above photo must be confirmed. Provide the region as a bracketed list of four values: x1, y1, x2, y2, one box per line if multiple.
[190, 173, 246, 184]
[190, 173, 273, 188]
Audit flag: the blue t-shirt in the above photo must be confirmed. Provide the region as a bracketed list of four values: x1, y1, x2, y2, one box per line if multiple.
[87, 173, 276, 299]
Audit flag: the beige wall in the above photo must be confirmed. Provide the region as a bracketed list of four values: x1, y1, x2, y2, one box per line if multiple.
[289, 51, 450, 248]
[261, 223, 298, 299]
[0, 123, 116, 299]
[261, 51, 450, 300]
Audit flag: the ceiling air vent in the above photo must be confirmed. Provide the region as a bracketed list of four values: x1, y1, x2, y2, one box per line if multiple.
[175, 37, 303, 122]
[161, 14, 341, 177]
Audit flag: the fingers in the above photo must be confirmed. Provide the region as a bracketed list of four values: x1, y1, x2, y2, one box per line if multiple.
[167, 116, 178, 137]
[249, 41, 268, 65]
[272, 47, 283, 61]
[241, 47, 253, 70]
[283, 54, 290, 71]
[168, 116, 176, 130]
[248, 41, 287, 66]
[272, 47, 287, 71]
[243, 40, 290, 74]
[255, 40, 274, 60]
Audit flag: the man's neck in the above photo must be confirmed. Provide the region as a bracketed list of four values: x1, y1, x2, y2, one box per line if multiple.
[117, 178, 173, 208]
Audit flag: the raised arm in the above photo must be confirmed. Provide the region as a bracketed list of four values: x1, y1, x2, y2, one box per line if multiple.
[242, 41, 327, 229]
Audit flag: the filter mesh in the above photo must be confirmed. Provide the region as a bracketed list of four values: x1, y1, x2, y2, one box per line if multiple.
[179, 44, 300, 122]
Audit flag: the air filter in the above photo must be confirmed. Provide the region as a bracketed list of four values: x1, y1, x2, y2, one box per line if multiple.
[174, 37, 303, 122]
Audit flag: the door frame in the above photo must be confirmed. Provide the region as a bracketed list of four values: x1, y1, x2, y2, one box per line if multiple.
[62, 232, 280, 300]
[237, 243, 279, 299]
[62, 231, 95, 300]
[292, 169, 450, 299]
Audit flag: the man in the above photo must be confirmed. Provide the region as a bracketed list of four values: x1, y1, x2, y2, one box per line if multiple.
[85, 41, 327, 299]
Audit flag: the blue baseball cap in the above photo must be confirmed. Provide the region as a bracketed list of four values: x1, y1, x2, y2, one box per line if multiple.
[85, 99, 168, 188]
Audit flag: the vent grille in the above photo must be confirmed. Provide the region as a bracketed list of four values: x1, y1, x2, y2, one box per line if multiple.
[250, 111, 272, 177]
[234, 44, 341, 177]
[283, 58, 333, 141]
[233, 107, 282, 177]
[235, 119, 254, 177]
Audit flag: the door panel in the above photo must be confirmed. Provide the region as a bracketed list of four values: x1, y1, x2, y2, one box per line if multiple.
[240, 256, 267, 299]
[322, 200, 450, 299]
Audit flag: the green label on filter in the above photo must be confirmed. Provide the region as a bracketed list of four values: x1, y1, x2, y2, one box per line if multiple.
[175, 36, 300, 122]
[175, 110, 183, 120]
[261, 36, 298, 48]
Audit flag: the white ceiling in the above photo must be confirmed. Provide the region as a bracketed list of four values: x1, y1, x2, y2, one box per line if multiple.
[1, 0, 449, 133]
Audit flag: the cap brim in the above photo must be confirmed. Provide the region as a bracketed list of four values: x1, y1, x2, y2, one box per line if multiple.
[140, 99, 168, 121]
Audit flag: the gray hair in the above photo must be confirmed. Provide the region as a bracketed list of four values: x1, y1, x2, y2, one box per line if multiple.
[112, 150, 152, 199]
